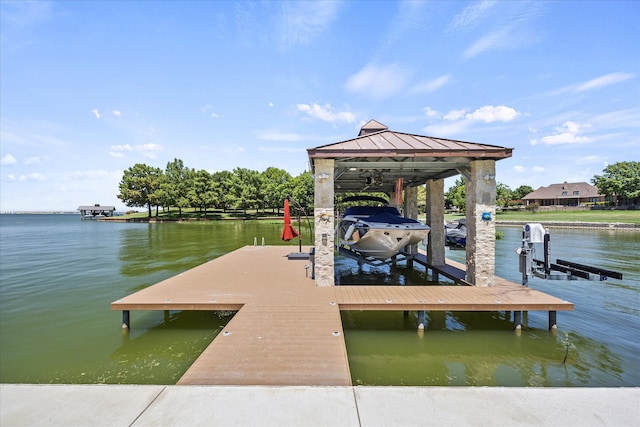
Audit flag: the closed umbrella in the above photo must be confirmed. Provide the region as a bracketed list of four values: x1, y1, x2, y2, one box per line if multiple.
[280, 199, 299, 241]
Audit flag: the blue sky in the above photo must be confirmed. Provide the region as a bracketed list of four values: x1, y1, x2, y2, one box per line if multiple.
[1, 0, 638, 211]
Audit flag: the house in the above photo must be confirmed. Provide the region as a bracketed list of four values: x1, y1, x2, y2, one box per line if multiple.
[522, 182, 605, 206]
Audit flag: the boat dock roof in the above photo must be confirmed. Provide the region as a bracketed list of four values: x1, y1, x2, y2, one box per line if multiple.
[111, 245, 573, 386]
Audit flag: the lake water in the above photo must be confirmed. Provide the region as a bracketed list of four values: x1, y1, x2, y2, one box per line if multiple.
[0, 214, 638, 386]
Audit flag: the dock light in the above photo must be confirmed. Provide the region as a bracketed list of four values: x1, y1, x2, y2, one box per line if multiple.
[317, 172, 329, 180]
[482, 212, 492, 221]
[332, 331, 341, 336]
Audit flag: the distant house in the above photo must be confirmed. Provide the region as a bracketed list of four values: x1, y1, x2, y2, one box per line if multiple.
[522, 182, 605, 207]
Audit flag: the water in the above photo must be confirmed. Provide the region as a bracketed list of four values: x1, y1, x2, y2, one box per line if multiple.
[0, 215, 638, 386]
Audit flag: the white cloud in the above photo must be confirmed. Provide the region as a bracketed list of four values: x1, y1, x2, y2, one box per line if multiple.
[1, 153, 17, 165]
[108, 143, 160, 159]
[136, 143, 162, 159]
[112, 110, 122, 116]
[423, 120, 472, 137]
[24, 156, 43, 165]
[450, 0, 499, 31]
[278, 1, 339, 49]
[412, 74, 451, 93]
[452, 2, 543, 59]
[444, 109, 467, 121]
[532, 166, 545, 173]
[6, 174, 16, 181]
[423, 107, 440, 118]
[257, 130, 302, 142]
[296, 103, 355, 124]
[463, 27, 511, 59]
[466, 105, 520, 123]
[513, 165, 525, 173]
[540, 121, 590, 145]
[345, 63, 410, 98]
[110, 144, 132, 151]
[577, 155, 602, 165]
[19, 172, 46, 181]
[91, 108, 101, 119]
[575, 72, 634, 92]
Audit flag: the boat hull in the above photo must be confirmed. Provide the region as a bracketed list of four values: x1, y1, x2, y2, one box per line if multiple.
[338, 218, 430, 260]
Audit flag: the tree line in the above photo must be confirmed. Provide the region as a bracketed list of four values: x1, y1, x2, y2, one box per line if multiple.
[117, 159, 313, 218]
[118, 160, 638, 217]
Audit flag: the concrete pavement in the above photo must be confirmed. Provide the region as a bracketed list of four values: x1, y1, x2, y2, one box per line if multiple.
[1, 385, 638, 426]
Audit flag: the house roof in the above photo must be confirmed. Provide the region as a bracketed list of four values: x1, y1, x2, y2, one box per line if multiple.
[78, 205, 116, 211]
[307, 121, 513, 193]
[522, 182, 602, 200]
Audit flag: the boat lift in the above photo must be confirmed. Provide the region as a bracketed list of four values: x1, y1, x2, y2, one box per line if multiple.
[516, 223, 623, 286]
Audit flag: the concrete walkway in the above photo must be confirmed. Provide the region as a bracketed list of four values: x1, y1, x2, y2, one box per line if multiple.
[1, 385, 638, 426]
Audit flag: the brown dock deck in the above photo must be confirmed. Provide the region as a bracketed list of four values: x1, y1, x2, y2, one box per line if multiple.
[111, 245, 573, 386]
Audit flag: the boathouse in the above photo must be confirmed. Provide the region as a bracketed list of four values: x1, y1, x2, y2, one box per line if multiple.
[308, 120, 513, 287]
[78, 204, 116, 219]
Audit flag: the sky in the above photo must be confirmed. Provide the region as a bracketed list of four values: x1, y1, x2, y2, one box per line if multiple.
[1, 0, 638, 212]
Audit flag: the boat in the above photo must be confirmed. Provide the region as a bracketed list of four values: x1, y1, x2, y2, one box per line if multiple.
[336, 196, 430, 260]
[445, 218, 466, 248]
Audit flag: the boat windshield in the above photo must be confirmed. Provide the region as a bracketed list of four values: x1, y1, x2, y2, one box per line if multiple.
[344, 206, 401, 217]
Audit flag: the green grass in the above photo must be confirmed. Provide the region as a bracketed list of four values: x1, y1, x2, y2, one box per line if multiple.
[446, 209, 640, 225]
[117, 208, 282, 220]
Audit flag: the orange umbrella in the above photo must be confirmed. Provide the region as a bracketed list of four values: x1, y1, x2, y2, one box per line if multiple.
[280, 198, 299, 241]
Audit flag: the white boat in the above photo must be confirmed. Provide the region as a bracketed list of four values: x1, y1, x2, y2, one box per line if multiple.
[337, 196, 430, 260]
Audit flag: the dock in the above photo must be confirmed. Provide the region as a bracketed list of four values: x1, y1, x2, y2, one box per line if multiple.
[111, 245, 574, 386]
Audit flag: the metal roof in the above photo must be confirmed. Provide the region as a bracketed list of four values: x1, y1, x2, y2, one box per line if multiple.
[77, 205, 116, 211]
[522, 182, 602, 200]
[307, 122, 513, 193]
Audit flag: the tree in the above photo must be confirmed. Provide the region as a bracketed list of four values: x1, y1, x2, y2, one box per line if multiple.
[512, 185, 534, 201]
[230, 167, 262, 214]
[212, 170, 234, 211]
[496, 182, 513, 208]
[164, 158, 193, 217]
[117, 163, 163, 217]
[290, 171, 314, 211]
[592, 161, 640, 207]
[262, 167, 293, 213]
[190, 169, 218, 215]
[445, 177, 466, 211]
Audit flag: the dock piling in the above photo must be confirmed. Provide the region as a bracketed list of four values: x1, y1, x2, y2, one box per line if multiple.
[122, 310, 130, 330]
[417, 310, 426, 330]
[513, 311, 522, 330]
[549, 311, 557, 330]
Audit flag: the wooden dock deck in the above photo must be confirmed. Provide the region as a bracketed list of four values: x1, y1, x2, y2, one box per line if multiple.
[111, 245, 573, 386]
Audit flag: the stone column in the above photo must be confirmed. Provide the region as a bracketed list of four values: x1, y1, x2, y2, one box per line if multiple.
[404, 185, 419, 255]
[313, 158, 335, 286]
[465, 160, 496, 287]
[426, 180, 445, 278]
